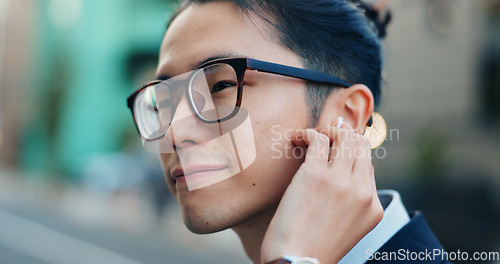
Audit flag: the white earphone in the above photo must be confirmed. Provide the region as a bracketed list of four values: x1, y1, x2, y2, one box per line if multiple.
[336, 116, 345, 128]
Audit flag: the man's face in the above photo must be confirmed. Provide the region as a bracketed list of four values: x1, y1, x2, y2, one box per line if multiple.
[157, 1, 309, 233]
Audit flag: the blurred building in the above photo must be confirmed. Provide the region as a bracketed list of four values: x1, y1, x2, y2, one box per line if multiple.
[0, 0, 175, 177]
[373, 0, 500, 257]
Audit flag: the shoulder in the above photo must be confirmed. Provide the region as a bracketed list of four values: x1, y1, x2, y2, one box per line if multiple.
[366, 212, 452, 264]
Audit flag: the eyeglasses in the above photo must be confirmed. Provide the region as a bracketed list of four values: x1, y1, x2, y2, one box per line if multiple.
[127, 57, 352, 140]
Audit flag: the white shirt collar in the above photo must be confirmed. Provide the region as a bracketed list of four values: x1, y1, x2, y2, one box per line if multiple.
[337, 189, 410, 264]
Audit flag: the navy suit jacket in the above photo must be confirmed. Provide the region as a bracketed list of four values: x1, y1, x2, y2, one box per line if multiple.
[367, 212, 452, 264]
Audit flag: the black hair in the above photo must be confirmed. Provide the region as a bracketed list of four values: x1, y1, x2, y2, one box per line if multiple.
[168, 0, 390, 126]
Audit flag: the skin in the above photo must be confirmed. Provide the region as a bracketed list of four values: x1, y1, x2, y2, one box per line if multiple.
[156, 2, 383, 263]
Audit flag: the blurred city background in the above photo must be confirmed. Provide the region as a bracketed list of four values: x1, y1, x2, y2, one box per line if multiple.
[0, 0, 499, 263]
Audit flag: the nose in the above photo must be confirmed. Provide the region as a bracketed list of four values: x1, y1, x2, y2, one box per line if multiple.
[171, 93, 195, 123]
[167, 93, 198, 149]
[167, 93, 216, 150]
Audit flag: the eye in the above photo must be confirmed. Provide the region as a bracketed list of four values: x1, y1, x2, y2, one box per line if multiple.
[212, 81, 237, 93]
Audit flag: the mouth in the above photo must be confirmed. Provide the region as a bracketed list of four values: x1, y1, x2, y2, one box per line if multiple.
[170, 165, 229, 182]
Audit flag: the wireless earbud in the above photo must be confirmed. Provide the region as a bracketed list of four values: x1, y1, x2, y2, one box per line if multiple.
[336, 116, 345, 128]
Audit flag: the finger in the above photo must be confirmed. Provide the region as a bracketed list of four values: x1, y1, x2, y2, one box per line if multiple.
[351, 134, 373, 180]
[291, 129, 308, 148]
[323, 126, 357, 171]
[295, 129, 330, 165]
[369, 164, 379, 211]
[369, 164, 377, 191]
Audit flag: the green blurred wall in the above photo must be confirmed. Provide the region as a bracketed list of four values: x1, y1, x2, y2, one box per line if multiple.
[23, 0, 175, 178]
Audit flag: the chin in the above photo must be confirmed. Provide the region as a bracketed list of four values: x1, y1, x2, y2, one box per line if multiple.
[180, 206, 239, 234]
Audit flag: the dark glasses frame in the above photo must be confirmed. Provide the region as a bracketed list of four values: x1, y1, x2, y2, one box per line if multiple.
[127, 57, 352, 137]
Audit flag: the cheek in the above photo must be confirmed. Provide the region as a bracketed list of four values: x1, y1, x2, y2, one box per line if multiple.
[160, 154, 177, 189]
[230, 119, 306, 212]
[240, 86, 309, 191]
[247, 83, 309, 160]
[160, 153, 176, 172]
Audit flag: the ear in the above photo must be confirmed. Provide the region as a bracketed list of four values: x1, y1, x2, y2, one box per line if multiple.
[316, 84, 374, 134]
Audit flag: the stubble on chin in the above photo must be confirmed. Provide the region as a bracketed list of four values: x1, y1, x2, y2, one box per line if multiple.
[181, 205, 239, 234]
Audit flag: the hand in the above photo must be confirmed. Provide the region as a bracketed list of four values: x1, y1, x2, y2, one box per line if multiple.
[260, 124, 383, 264]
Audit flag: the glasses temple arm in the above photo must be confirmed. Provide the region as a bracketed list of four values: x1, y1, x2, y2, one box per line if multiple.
[246, 58, 352, 88]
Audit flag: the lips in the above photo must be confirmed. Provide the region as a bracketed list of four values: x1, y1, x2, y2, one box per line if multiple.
[170, 165, 228, 181]
[171, 167, 184, 180]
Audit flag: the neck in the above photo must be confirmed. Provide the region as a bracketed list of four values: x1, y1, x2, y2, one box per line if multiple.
[232, 206, 277, 264]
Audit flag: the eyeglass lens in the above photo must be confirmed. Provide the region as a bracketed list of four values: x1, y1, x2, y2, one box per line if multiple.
[134, 63, 239, 140]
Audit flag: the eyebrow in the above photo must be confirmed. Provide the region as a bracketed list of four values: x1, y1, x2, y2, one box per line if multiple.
[155, 53, 244, 80]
